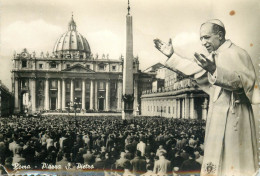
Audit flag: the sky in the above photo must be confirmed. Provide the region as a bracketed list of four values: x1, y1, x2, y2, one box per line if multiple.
[0, 0, 260, 90]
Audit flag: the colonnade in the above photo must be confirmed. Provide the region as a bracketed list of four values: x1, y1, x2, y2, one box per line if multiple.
[14, 78, 123, 113]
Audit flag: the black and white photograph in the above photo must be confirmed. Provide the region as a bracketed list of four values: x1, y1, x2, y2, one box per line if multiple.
[0, 0, 259, 175]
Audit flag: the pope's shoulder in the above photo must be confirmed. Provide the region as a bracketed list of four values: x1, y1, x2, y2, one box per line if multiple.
[223, 41, 250, 58]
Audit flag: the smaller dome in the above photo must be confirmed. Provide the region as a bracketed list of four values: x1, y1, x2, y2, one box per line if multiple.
[53, 15, 91, 58]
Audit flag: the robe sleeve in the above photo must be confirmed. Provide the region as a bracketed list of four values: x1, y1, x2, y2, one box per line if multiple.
[207, 47, 257, 102]
[208, 67, 243, 91]
[165, 53, 203, 76]
[165, 53, 211, 94]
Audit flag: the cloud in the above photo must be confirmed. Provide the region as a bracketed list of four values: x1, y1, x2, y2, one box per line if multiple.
[172, 32, 199, 47]
[172, 32, 206, 58]
[87, 30, 124, 59]
[1, 19, 63, 56]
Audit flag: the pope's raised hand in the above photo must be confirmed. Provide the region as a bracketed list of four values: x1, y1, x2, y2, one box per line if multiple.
[194, 52, 216, 75]
[153, 38, 174, 58]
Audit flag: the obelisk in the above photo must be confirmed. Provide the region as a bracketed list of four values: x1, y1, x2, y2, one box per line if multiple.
[122, 0, 134, 120]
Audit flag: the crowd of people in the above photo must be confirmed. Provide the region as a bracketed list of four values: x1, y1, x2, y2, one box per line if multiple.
[0, 115, 205, 175]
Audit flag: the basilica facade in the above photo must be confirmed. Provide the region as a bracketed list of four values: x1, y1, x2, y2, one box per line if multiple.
[12, 16, 141, 114]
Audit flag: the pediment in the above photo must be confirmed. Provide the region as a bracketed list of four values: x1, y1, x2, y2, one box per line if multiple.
[62, 64, 95, 73]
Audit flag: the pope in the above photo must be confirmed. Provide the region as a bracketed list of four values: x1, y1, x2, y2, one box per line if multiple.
[154, 19, 259, 176]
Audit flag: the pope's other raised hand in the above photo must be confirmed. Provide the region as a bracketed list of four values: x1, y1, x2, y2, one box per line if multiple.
[153, 38, 174, 58]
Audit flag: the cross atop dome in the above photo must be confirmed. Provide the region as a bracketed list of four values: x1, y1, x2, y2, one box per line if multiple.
[68, 13, 77, 31]
[127, 0, 130, 15]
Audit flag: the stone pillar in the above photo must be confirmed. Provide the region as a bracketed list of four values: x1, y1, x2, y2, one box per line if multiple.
[190, 96, 194, 119]
[176, 99, 180, 118]
[202, 97, 208, 120]
[62, 79, 66, 110]
[57, 79, 62, 110]
[174, 99, 177, 118]
[90, 80, 94, 110]
[117, 81, 122, 111]
[45, 78, 50, 110]
[14, 78, 20, 113]
[105, 81, 110, 111]
[185, 96, 190, 119]
[94, 81, 98, 110]
[70, 79, 74, 105]
[182, 99, 185, 119]
[30, 78, 36, 113]
[82, 79, 86, 110]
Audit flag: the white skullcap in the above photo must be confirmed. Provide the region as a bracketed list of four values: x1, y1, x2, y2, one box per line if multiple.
[204, 19, 225, 29]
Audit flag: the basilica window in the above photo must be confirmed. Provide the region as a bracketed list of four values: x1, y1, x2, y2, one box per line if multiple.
[21, 80, 27, 88]
[39, 64, 43, 69]
[66, 64, 70, 69]
[50, 62, 57, 68]
[86, 65, 90, 69]
[112, 65, 116, 71]
[66, 83, 70, 91]
[75, 80, 81, 89]
[38, 80, 44, 90]
[66, 54, 71, 59]
[22, 60, 27, 68]
[98, 63, 105, 70]
[50, 80, 57, 89]
[86, 82, 90, 91]
[168, 106, 171, 114]
[99, 82, 105, 90]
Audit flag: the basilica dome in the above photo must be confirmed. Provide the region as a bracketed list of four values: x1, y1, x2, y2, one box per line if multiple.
[53, 15, 91, 58]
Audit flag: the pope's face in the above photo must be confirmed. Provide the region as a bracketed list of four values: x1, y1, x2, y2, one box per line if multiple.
[200, 23, 221, 53]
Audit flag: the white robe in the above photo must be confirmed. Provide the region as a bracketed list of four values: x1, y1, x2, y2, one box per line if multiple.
[165, 40, 259, 176]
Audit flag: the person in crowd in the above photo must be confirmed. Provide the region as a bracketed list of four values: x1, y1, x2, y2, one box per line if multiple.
[153, 152, 171, 174]
[156, 145, 167, 156]
[171, 151, 184, 169]
[130, 150, 146, 174]
[56, 153, 70, 169]
[180, 153, 201, 172]
[137, 137, 146, 157]
[115, 152, 130, 171]
[196, 150, 204, 165]
[83, 149, 95, 165]
[141, 163, 154, 176]
[0, 115, 205, 175]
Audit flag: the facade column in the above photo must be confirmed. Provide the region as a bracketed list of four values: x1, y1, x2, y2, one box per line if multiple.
[174, 99, 177, 118]
[62, 79, 66, 110]
[70, 79, 74, 105]
[82, 79, 86, 110]
[202, 97, 208, 120]
[182, 99, 185, 119]
[30, 78, 36, 113]
[185, 96, 190, 119]
[57, 79, 62, 110]
[94, 81, 98, 110]
[90, 80, 94, 110]
[176, 99, 180, 118]
[117, 81, 122, 111]
[105, 80, 110, 111]
[190, 95, 195, 119]
[45, 78, 50, 110]
[14, 78, 20, 113]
